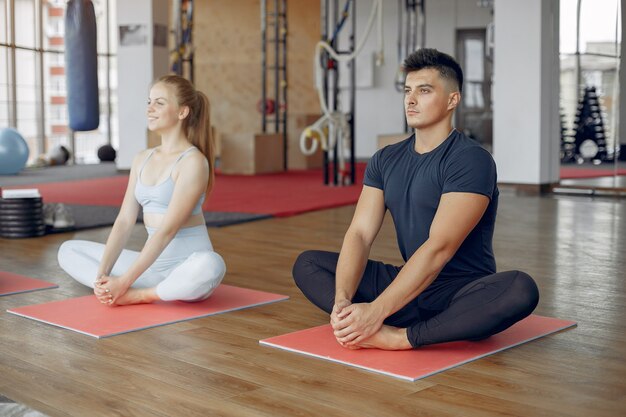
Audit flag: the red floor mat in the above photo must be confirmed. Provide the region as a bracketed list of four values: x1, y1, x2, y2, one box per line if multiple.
[8, 284, 288, 338]
[8, 165, 365, 216]
[560, 167, 626, 179]
[260, 315, 576, 381]
[0, 271, 58, 296]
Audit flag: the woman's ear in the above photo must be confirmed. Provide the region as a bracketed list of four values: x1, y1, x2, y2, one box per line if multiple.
[178, 106, 190, 120]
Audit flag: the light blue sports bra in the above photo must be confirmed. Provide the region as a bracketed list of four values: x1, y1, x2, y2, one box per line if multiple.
[134, 146, 205, 215]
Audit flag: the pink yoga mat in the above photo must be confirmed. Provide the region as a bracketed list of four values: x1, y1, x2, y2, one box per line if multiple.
[0, 271, 58, 296]
[260, 315, 576, 381]
[8, 284, 288, 338]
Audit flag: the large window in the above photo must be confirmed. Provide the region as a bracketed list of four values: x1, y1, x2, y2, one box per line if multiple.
[559, 0, 621, 164]
[1, 0, 117, 164]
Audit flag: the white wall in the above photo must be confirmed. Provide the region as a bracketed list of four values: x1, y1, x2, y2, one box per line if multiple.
[116, 0, 169, 170]
[493, 0, 560, 184]
[345, 0, 492, 159]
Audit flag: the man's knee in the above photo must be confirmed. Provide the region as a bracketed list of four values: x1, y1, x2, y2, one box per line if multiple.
[508, 270, 540, 315]
[292, 250, 320, 284]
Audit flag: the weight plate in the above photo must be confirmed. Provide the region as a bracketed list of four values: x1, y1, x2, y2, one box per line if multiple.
[0, 200, 44, 209]
[0, 229, 46, 238]
[0, 213, 45, 222]
[0, 219, 45, 228]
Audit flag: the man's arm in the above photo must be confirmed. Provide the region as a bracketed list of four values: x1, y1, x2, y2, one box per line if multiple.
[334, 191, 489, 345]
[330, 185, 386, 326]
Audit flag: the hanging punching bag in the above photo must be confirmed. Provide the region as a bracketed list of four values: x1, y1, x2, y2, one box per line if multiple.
[65, 0, 99, 131]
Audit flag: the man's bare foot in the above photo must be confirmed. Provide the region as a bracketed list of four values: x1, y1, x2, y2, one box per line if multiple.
[113, 287, 159, 306]
[352, 325, 413, 350]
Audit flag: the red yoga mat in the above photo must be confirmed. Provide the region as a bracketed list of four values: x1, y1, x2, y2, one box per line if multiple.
[0, 271, 58, 297]
[12, 164, 366, 217]
[260, 315, 576, 381]
[8, 284, 288, 338]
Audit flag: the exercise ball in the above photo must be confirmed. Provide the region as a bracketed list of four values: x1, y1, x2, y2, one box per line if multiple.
[97, 144, 116, 162]
[0, 128, 29, 175]
[48, 145, 70, 166]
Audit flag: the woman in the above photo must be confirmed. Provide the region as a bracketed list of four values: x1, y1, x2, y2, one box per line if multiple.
[58, 75, 225, 305]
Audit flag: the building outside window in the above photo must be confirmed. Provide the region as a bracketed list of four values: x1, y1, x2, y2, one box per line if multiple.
[1, 0, 117, 165]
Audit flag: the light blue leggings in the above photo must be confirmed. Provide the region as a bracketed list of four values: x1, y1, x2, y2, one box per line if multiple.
[57, 225, 226, 302]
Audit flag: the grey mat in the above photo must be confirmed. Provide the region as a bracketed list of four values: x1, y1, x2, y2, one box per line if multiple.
[0, 394, 48, 417]
[44, 205, 271, 234]
[0, 163, 123, 187]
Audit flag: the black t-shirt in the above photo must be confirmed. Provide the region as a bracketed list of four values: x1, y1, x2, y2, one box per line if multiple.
[364, 130, 498, 308]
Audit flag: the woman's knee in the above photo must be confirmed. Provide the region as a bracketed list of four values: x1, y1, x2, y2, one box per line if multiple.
[57, 240, 81, 269]
[191, 251, 226, 281]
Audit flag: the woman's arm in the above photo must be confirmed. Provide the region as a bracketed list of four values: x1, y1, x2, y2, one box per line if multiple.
[96, 152, 143, 279]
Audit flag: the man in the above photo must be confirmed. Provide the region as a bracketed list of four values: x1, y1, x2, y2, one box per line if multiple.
[292, 48, 539, 350]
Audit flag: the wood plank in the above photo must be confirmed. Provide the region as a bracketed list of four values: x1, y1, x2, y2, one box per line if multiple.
[1, 193, 625, 416]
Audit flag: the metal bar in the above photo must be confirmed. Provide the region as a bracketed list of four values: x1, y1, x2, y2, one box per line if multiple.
[282, 0, 288, 170]
[322, 0, 329, 185]
[274, 0, 280, 134]
[8, 0, 17, 127]
[106, 0, 112, 145]
[189, 0, 194, 83]
[261, 0, 267, 132]
[349, 0, 356, 185]
[332, 0, 338, 186]
[36, 0, 45, 155]
[575, 0, 581, 105]
[419, 0, 426, 49]
[0, 42, 115, 57]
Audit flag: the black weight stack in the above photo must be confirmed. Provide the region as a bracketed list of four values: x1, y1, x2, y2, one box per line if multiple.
[0, 197, 46, 238]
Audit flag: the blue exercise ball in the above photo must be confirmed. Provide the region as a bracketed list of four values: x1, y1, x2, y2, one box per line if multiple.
[0, 128, 30, 175]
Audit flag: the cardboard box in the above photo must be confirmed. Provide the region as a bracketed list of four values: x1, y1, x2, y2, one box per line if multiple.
[220, 132, 285, 175]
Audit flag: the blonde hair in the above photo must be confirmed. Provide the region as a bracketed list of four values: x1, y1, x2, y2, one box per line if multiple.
[155, 75, 215, 192]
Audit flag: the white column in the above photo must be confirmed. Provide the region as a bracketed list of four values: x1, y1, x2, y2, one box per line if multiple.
[493, 0, 560, 185]
[116, 0, 169, 170]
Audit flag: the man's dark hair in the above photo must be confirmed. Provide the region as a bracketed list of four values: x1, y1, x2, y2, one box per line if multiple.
[403, 48, 464, 93]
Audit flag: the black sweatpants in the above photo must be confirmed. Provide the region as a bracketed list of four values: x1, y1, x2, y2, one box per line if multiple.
[292, 250, 539, 348]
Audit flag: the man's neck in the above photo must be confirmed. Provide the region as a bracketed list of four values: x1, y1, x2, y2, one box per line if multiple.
[413, 123, 455, 154]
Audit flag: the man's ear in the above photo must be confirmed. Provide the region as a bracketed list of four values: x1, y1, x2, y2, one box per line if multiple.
[179, 106, 190, 120]
[447, 91, 461, 111]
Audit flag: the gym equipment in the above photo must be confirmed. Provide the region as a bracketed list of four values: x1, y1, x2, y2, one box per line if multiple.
[48, 145, 71, 166]
[8, 285, 288, 338]
[301, 0, 384, 185]
[97, 144, 117, 162]
[562, 86, 609, 164]
[65, 0, 99, 131]
[257, 98, 276, 115]
[260, 0, 288, 170]
[0, 271, 58, 297]
[171, 0, 195, 81]
[394, 0, 426, 94]
[0, 128, 29, 175]
[261, 315, 576, 381]
[0, 197, 45, 238]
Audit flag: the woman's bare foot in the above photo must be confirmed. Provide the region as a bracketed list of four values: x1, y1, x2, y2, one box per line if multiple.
[114, 287, 159, 306]
[353, 325, 413, 350]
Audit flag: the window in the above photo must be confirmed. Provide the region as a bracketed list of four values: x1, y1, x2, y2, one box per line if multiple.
[2, 0, 116, 164]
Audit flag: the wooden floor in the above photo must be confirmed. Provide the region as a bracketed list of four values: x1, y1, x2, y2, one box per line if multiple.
[0, 191, 625, 416]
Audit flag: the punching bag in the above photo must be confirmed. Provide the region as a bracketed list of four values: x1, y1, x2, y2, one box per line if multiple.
[65, 0, 99, 131]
